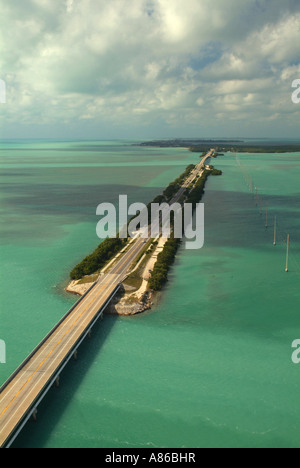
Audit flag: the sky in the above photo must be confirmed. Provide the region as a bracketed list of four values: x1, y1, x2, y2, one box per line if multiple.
[0, 0, 300, 140]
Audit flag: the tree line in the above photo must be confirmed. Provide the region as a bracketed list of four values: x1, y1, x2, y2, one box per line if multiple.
[69, 163, 222, 283]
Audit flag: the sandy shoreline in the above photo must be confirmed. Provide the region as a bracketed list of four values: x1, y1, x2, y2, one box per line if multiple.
[65, 237, 168, 315]
[65, 280, 92, 297]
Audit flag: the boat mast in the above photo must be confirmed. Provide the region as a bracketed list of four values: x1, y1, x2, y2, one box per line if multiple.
[274, 216, 277, 246]
[286, 234, 290, 273]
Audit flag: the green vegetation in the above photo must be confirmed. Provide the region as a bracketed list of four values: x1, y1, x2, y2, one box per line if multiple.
[211, 168, 223, 176]
[148, 237, 181, 291]
[69, 161, 222, 283]
[70, 237, 126, 280]
[185, 169, 211, 208]
[163, 164, 195, 202]
[77, 273, 101, 284]
[138, 139, 300, 153]
[70, 164, 195, 281]
[142, 165, 195, 224]
[137, 139, 241, 149]
[149, 164, 222, 291]
[190, 145, 300, 154]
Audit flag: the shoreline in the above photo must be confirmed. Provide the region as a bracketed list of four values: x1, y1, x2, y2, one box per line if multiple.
[65, 236, 169, 315]
[65, 150, 221, 315]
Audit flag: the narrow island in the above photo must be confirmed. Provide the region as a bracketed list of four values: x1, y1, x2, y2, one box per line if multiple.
[66, 150, 223, 315]
[136, 139, 300, 153]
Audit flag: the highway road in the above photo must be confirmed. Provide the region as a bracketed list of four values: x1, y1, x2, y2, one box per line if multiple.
[0, 235, 146, 448]
[0, 150, 214, 448]
[172, 149, 215, 203]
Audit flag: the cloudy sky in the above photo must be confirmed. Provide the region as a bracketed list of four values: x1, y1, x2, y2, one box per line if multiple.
[0, 0, 300, 139]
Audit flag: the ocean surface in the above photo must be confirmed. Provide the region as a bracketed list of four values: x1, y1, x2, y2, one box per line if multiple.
[0, 140, 300, 448]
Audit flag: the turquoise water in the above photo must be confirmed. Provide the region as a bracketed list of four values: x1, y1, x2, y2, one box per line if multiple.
[1, 142, 300, 448]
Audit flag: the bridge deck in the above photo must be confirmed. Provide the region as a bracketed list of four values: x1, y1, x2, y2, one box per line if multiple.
[0, 273, 121, 448]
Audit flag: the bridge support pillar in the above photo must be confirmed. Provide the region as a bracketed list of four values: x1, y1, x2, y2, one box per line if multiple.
[73, 350, 78, 361]
[88, 329, 92, 339]
[56, 376, 60, 388]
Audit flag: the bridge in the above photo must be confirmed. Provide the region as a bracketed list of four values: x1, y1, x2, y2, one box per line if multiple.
[0, 150, 215, 448]
[0, 236, 146, 448]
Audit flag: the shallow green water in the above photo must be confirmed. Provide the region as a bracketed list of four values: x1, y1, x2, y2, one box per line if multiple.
[1, 142, 300, 448]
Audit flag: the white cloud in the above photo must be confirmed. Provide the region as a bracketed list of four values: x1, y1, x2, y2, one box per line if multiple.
[65, 0, 74, 13]
[0, 0, 299, 137]
[257, 14, 300, 64]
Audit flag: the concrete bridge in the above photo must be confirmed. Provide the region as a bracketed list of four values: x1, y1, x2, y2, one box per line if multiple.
[0, 235, 146, 448]
[0, 150, 215, 448]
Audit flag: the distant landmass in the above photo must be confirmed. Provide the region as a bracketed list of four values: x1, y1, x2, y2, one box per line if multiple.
[136, 139, 300, 153]
[137, 139, 243, 148]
